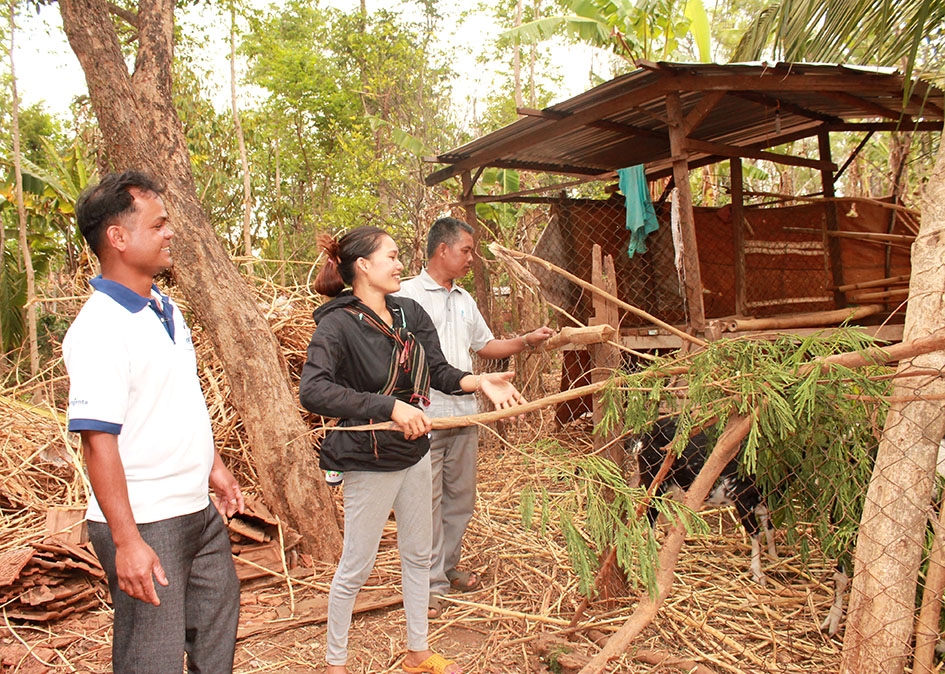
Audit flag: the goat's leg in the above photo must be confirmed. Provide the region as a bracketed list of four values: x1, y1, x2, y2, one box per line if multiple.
[755, 503, 777, 560]
[819, 567, 849, 636]
[750, 534, 767, 587]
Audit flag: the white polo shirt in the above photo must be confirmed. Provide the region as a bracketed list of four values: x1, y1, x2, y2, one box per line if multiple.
[63, 277, 214, 524]
[397, 269, 494, 418]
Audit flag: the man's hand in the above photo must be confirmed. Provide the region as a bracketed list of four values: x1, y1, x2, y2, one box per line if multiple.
[115, 537, 168, 606]
[480, 371, 527, 411]
[210, 456, 245, 519]
[524, 326, 555, 349]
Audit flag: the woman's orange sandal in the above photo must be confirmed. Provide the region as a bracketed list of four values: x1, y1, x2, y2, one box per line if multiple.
[402, 652, 461, 674]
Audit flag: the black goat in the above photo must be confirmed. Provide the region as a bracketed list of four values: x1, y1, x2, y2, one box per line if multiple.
[628, 417, 776, 587]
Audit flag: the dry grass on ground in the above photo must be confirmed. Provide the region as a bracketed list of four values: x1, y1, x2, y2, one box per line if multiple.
[2, 405, 845, 673]
[1, 289, 846, 673]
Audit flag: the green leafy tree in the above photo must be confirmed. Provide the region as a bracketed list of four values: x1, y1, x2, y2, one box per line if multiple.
[500, 0, 713, 65]
[240, 1, 459, 276]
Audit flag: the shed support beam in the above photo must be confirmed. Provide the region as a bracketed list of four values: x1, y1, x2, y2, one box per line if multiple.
[461, 170, 492, 318]
[666, 93, 706, 331]
[818, 130, 846, 307]
[685, 137, 836, 172]
[731, 158, 747, 316]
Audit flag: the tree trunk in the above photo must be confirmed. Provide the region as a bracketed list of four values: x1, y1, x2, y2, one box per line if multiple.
[9, 2, 40, 386]
[230, 3, 253, 274]
[840, 127, 945, 673]
[57, 0, 342, 561]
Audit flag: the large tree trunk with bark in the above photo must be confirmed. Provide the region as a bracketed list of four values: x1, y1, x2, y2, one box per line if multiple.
[57, 0, 342, 561]
[840, 130, 945, 673]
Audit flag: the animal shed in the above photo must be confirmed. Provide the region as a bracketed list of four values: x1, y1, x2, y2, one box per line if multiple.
[426, 61, 943, 349]
[424, 60, 945, 664]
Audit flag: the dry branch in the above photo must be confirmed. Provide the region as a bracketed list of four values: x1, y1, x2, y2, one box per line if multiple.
[488, 242, 707, 348]
[330, 381, 609, 433]
[578, 415, 754, 674]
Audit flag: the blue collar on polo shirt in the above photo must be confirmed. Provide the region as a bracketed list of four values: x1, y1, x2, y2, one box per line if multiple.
[89, 276, 176, 342]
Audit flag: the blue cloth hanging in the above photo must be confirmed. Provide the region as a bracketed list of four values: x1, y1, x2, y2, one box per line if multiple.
[618, 165, 658, 258]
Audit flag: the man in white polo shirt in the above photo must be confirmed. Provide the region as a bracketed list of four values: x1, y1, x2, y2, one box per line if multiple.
[397, 216, 553, 618]
[63, 170, 244, 673]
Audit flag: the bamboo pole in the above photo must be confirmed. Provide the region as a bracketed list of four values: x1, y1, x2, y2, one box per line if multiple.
[743, 191, 921, 217]
[488, 242, 707, 348]
[724, 305, 885, 332]
[325, 380, 610, 433]
[834, 275, 910, 292]
[848, 288, 910, 302]
[784, 227, 915, 244]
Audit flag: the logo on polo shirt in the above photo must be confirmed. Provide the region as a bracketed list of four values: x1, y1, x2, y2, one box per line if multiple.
[70, 398, 88, 407]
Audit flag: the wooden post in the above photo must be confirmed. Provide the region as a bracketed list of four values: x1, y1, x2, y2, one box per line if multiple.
[589, 243, 625, 602]
[665, 93, 706, 331]
[461, 170, 492, 320]
[589, 244, 621, 456]
[730, 157, 747, 317]
[818, 130, 846, 307]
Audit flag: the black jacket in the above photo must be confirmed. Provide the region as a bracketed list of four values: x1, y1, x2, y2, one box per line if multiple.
[299, 292, 469, 472]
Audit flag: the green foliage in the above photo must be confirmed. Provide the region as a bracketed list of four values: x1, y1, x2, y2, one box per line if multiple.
[731, 0, 945, 87]
[500, 0, 711, 63]
[0, 241, 25, 352]
[519, 436, 707, 599]
[237, 1, 461, 276]
[602, 327, 890, 568]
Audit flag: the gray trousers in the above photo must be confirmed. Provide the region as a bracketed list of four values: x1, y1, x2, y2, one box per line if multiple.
[327, 453, 432, 665]
[429, 427, 478, 596]
[88, 503, 240, 674]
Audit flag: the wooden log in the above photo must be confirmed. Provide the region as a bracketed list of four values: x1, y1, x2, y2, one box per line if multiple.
[848, 288, 910, 302]
[724, 304, 885, 332]
[834, 275, 910, 292]
[539, 324, 615, 351]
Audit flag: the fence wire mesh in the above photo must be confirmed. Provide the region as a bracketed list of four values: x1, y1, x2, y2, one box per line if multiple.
[509, 193, 938, 669]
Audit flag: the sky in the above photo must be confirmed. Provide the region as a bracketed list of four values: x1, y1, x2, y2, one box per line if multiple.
[14, 2, 608, 125]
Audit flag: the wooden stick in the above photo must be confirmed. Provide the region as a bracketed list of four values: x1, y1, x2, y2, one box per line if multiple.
[784, 227, 915, 243]
[848, 288, 910, 302]
[743, 191, 921, 216]
[834, 275, 910, 292]
[322, 380, 609, 433]
[724, 305, 885, 332]
[540, 324, 615, 351]
[488, 242, 707, 348]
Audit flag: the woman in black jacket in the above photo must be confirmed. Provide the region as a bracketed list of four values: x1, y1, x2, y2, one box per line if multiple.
[300, 226, 523, 674]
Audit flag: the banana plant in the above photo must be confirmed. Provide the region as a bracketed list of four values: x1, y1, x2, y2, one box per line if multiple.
[501, 0, 714, 64]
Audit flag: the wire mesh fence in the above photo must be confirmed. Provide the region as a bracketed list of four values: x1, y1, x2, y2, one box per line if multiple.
[508, 192, 938, 669]
[528, 194, 912, 331]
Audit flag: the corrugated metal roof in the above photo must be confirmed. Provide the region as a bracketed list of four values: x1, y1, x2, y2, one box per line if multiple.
[426, 61, 944, 187]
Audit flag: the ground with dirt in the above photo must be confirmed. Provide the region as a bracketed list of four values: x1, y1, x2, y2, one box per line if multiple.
[1, 419, 844, 674]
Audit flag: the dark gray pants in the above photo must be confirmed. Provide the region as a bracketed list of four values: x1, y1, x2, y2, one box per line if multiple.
[89, 503, 240, 674]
